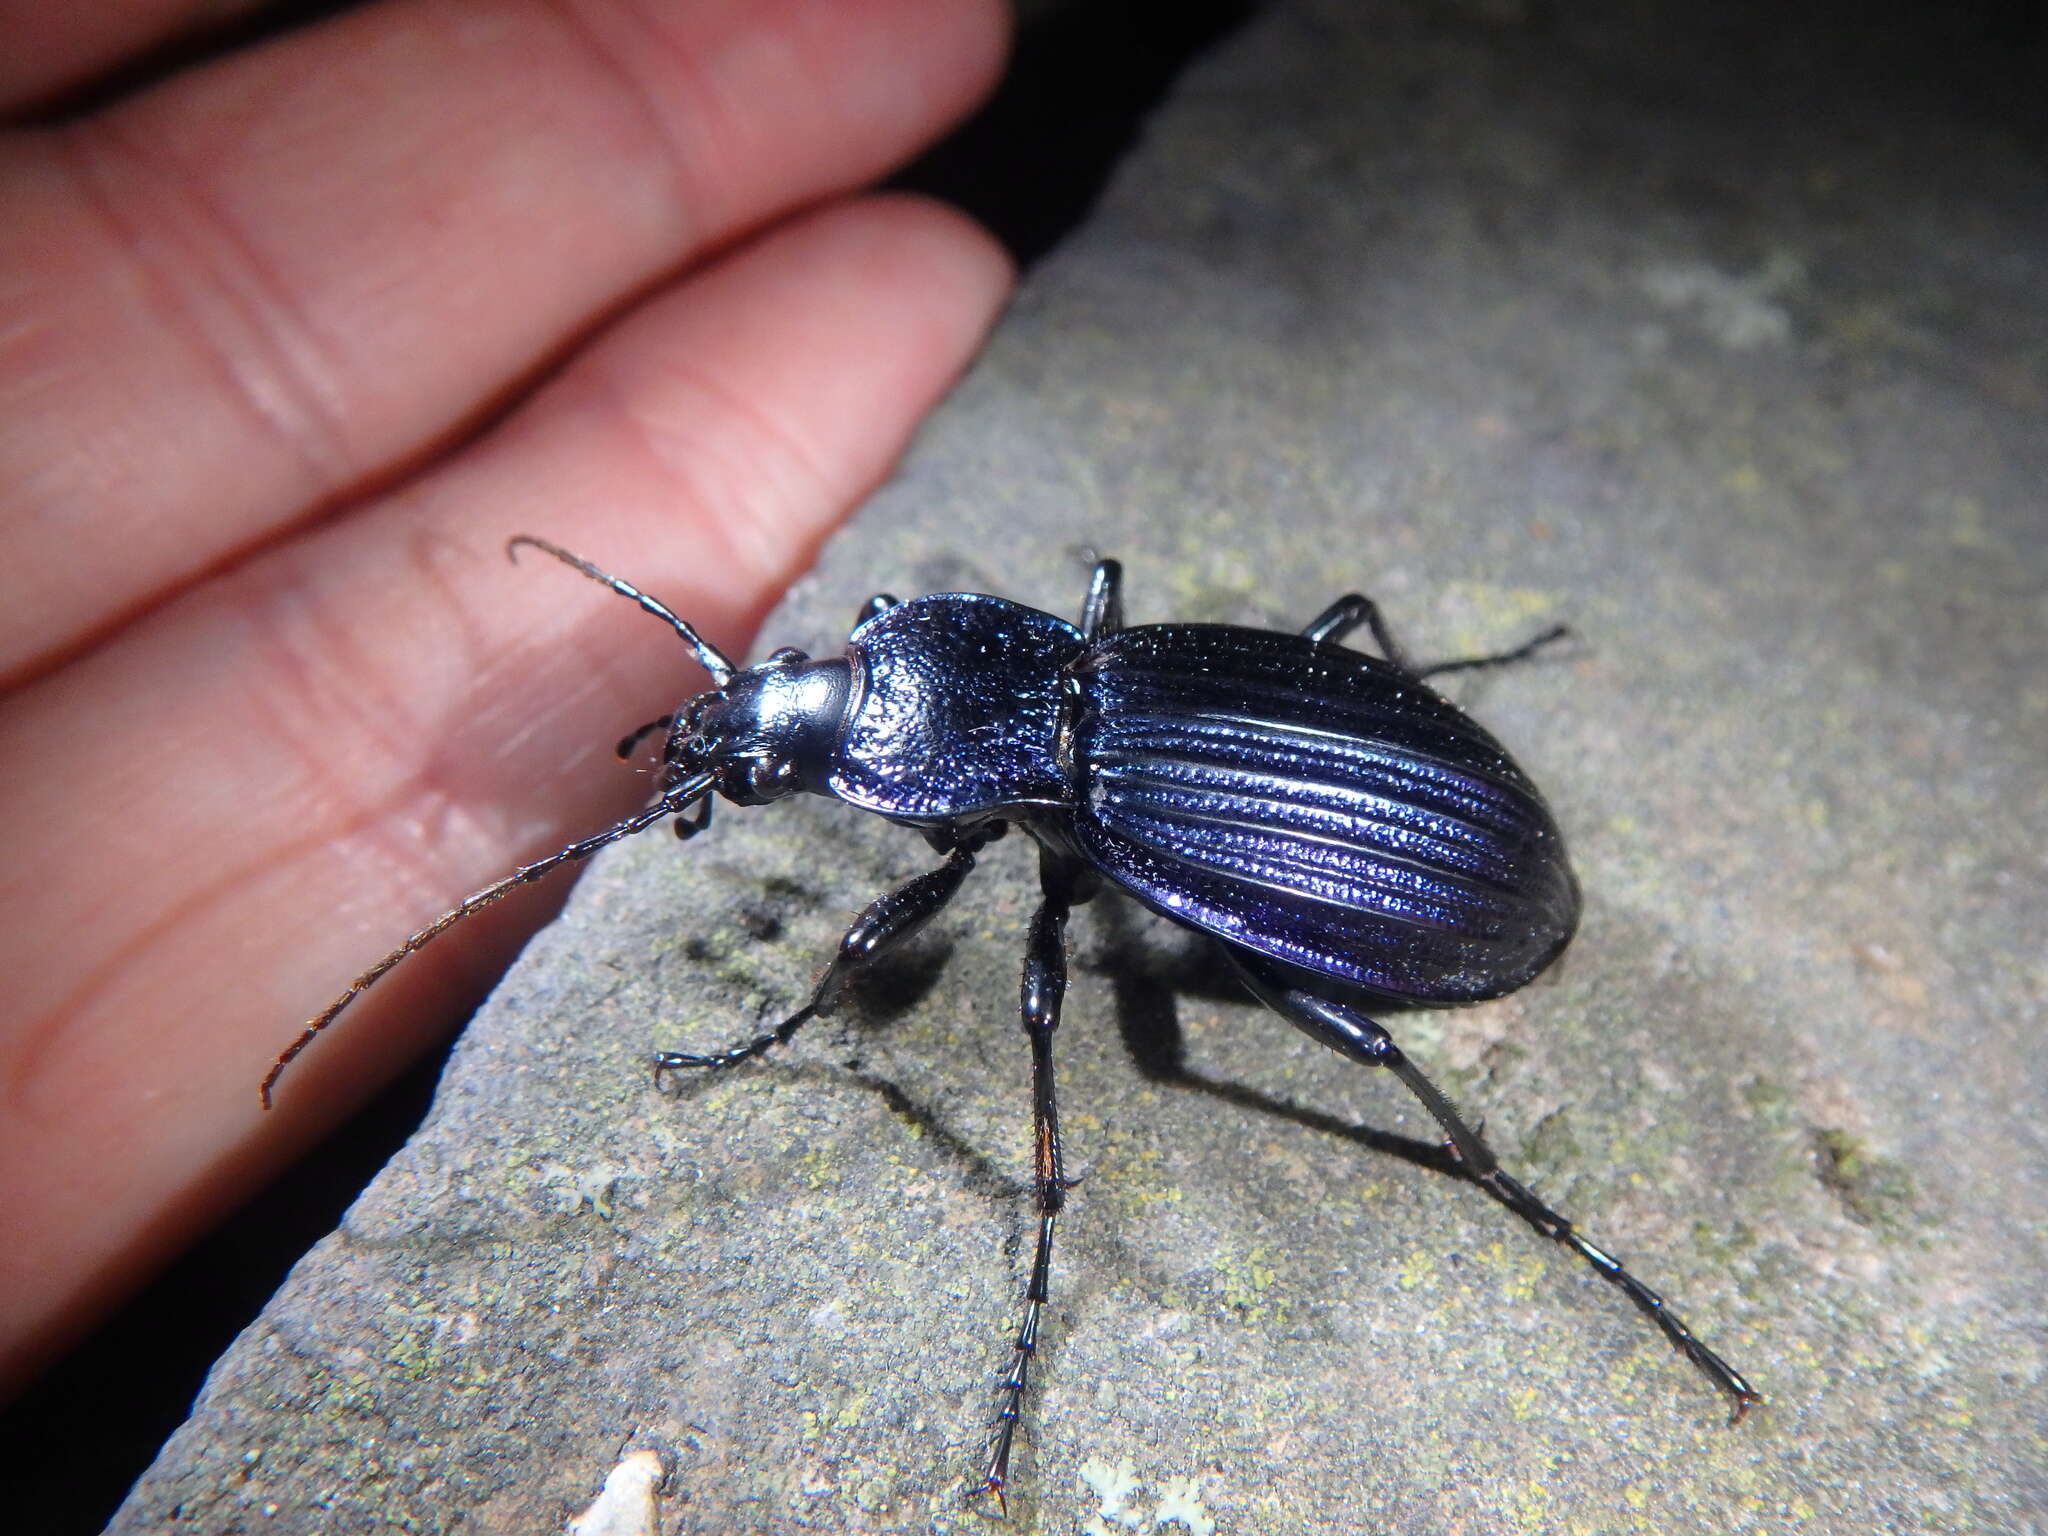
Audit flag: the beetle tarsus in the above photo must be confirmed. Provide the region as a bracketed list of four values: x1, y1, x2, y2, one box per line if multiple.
[653, 1003, 817, 1080]
[1416, 621, 1572, 680]
[1470, 1165, 1762, 1416]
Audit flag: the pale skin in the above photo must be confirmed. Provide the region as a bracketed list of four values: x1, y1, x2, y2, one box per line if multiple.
[0, 0, 1014, 1397]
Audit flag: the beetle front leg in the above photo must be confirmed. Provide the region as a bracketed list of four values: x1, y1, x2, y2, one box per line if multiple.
[615, 713, 674, 762]
[653, 832, 988, 1079]
[975, 855, 1080, 1510]
[1230, 955, 1762, 1423]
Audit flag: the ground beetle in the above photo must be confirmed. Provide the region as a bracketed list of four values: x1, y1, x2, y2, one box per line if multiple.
[266, 538, 1760, 1505]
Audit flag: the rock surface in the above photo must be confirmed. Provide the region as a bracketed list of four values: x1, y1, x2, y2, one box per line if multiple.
[113, 3, 2045, 1532]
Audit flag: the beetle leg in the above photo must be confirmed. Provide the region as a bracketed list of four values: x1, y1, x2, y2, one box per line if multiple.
[653, 833, 988, 1079]
[920, 819, 1006, 856]
[975, 854, 1080, 1511]
[672, 795, 714, 841]
[1080, 559, 1124, 642]
[615, 714, 674, 761]
[1303, 596, 1571, 683]
[1414, 623, 1571, 681]
[1230, 955, 1762, 1423]
[1300, 593, 1416, 670]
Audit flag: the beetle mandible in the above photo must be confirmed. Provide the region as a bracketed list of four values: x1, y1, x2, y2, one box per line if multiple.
[264, 537, 1760, 1505]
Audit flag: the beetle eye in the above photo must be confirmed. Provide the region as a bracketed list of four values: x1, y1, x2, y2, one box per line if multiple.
[738, 758, 798, 800]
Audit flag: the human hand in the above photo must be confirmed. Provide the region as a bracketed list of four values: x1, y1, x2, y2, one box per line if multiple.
[0, 0, 1011, 1395]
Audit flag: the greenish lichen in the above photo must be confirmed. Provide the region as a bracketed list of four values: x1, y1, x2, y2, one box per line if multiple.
[1811, 1128, 1916, 1232]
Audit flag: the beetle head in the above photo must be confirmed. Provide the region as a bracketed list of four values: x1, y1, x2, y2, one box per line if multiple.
[670, 648, 852, 806]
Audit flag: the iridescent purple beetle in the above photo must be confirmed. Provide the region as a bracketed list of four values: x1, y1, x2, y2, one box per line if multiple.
[268, 540, 1758, 1505]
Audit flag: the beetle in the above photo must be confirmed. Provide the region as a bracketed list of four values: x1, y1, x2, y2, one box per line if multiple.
[265, 537, 1760, 1505]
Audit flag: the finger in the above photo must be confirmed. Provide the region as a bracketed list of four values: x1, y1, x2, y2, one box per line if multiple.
[0, 0, 268, 111]
[0, 0, 1007, 684]
[0, 192, 1009, 1394]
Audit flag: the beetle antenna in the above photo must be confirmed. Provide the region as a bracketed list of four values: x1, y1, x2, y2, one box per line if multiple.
[261, 772, 718, 1108]
[508, 536, 736, 686]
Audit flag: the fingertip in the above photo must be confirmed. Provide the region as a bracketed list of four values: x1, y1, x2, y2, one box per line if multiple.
[927, 0, 1015, 132]
[825, 190, 1018, 345]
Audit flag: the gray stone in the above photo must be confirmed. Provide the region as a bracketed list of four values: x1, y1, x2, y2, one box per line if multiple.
[113, 3, 2047, 1532]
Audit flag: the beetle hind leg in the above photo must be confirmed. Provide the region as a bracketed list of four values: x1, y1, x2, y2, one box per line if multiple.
[1302, 593, 1570, 681]
[1415, 622, 1571, 681]
[1301, 593, 1413, 668]
[1231, 955, 1762, 1422]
